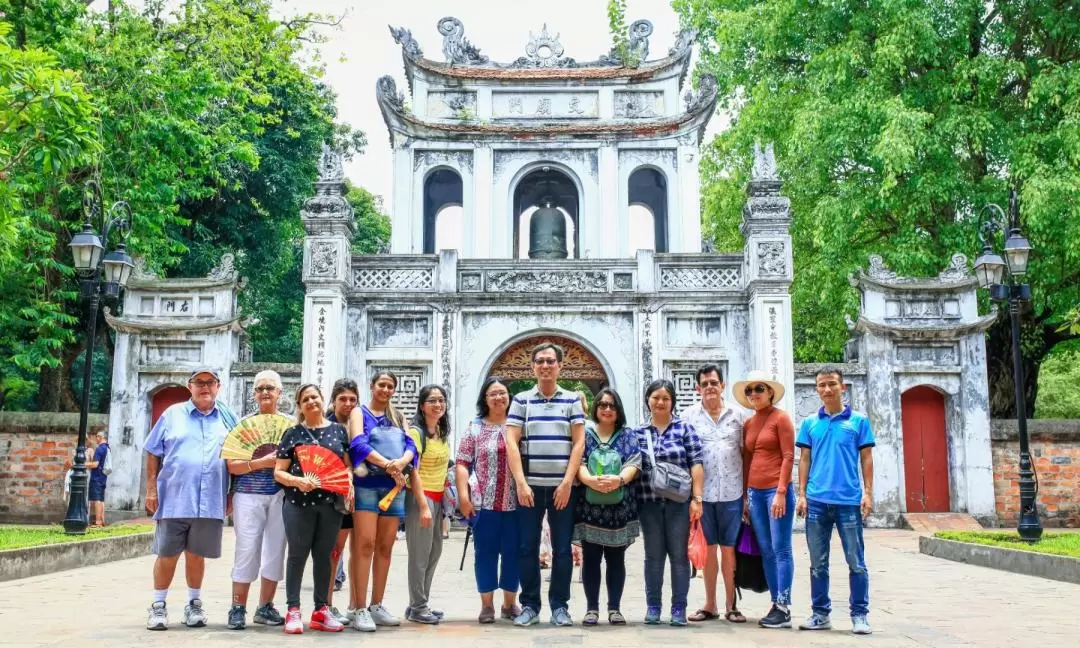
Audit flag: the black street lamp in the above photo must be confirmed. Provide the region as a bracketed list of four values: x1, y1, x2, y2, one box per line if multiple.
[972, 189, 1042, 542]
[62, 179, 134, 535]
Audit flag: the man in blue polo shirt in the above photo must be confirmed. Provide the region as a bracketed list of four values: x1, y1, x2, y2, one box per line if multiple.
[795, 365, 875, 636]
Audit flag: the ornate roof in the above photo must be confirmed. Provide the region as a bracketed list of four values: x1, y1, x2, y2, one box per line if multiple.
[389, 17, 695, 87]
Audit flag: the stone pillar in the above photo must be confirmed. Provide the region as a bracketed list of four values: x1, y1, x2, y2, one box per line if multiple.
[301, 145, 356, 397]
[741, 143, 795, 411]
[391, 147, 413, 253]
[677, 143, 702, 253]
[472, 146, 493, 257]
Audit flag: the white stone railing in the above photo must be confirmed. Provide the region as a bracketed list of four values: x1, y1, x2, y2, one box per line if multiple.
[351, 256, 438, 291]
[456, 258, 639, 293]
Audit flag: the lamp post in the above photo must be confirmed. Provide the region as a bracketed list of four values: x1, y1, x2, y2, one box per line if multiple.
[62, 179, 134, 535]
[972, 189, 1042, 542]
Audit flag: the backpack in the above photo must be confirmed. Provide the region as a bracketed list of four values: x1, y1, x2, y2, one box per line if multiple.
[101, 444, 113, 476]
[585, 427, 624, 505]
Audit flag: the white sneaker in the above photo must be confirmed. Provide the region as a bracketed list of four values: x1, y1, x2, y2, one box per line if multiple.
[147, 601, 168, 630]
[368, 603, 400, 626]
[348, 608, 376, 632]
[183, 599, 208, 627]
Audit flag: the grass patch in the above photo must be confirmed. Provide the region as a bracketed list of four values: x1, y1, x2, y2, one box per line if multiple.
[935, 531, 1080, 559]
[0, 523, 154, 551]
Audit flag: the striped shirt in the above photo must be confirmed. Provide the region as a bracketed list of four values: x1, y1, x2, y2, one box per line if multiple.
[633, 417, 704, 503]
[507, 386, 585, 487]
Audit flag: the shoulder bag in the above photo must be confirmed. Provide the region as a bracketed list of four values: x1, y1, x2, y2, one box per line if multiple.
[643, 425, 691, 503]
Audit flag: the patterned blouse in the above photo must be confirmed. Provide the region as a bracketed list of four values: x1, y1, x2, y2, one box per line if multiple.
[633, 417, 704, 503]
[455, 418, 516, 512]
[276, 422, 349, 507]
[682, 403, 745, 503]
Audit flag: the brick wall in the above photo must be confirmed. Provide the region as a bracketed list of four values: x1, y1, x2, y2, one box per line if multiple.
[0, 412, 108, 524]
[991, 419, 1080, 528]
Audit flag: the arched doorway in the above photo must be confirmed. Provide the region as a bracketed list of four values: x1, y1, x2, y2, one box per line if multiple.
[151, 385, 189, 428]
[513, 166, 580, 259]
[901, 386, 950, 512]
[487, 334, 610, 397]
[423, 168, 463, 254]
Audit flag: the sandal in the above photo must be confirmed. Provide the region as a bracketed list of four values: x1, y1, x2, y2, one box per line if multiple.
[500, 604, 521, 620]
[688, 609, 720, 622]
[724, 608, 747, 623]
[583, 610, 599, 626]
[478, 606, 495, 624]
[608, 610, 626, 625]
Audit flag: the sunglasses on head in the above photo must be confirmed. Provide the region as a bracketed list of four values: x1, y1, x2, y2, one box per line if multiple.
[743, 384, 769, 396]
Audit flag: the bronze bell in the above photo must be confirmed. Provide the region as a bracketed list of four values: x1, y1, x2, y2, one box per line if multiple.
[528, 199, 568, 259]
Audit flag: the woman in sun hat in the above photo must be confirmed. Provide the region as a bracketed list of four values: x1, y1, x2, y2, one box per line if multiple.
[733, 369, 795, 630]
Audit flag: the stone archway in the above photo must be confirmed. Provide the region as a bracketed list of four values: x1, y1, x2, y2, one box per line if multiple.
[487, 334, 610, 395]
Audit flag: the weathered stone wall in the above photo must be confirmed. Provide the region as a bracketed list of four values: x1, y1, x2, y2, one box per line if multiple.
[991, 419, 1080, 528]
[0, 412, 108, 523]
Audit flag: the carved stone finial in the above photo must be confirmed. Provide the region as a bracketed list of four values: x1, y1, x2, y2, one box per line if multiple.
[132, 255, 158, 281]
[318, 144, 344, 183]
[389, 25, 422, 58]
[208, 253, 237, 281]
[627, 19, 653, 62]
[938, 253, 969, 280]
[683, 74, 718, 114]
[751, 142, 779, 182]
[866, 254, 898, 280]
[511, 24, 576, 68]
[437, 17, 488, 66]
[376, 75, 406, 114]
[669, 28, 697, 57]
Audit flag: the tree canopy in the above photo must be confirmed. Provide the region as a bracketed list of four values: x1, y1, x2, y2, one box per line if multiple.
[675, 0, 1080, 415]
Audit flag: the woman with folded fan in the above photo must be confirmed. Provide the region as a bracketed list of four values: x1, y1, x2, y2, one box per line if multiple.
[344, 370, 426, 632]
[274, 383, 353, 634]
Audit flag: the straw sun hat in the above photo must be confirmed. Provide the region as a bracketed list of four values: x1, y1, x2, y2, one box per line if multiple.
[732, 369, 785, 409]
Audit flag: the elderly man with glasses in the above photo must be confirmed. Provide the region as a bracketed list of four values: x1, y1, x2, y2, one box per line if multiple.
[226, 370, 291, 630]
[145, 367, 240, 631]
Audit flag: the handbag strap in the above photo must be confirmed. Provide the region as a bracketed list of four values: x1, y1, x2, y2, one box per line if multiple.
[643, 424, 657, 465]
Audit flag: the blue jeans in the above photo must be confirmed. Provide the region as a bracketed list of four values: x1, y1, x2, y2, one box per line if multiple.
[747, 486, 794, 606]
[638, 499, 691, 609]
[516, 485, 577, 613]
[472, 509, 519, 594]
[805, 499, 869, 617]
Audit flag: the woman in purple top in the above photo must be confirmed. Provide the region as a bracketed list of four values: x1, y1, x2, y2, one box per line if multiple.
[344, 370, 424, 631]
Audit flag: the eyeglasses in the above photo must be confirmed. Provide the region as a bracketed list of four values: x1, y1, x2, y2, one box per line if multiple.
[424, 399, 446, 405]
[596, 402, 617, 411]
[699, 380, 722, 388]
[532, 358, 559, 365]
[190, 379, 218, 388]
[254, 386, 278, 394]
[743, 384, 769, 396]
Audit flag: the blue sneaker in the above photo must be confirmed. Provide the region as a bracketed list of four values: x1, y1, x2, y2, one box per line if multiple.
[798, 612, 831, 631]
[514, 606, 540, 627]
[644, 606, 662, 625]
[670, 605, 687, 626]
[550, 607, 573, 627]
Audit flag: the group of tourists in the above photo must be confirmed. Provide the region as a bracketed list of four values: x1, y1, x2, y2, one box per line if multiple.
[142, 342, 876, 637]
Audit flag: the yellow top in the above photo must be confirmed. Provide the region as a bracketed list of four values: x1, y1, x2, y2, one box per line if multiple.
[407, 426, 450, 493]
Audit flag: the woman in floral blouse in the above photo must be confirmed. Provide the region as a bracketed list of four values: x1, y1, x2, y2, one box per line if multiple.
[455, 377, 521, 624]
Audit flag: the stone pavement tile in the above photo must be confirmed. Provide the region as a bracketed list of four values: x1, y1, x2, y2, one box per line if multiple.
[0, 529, 1077, 647]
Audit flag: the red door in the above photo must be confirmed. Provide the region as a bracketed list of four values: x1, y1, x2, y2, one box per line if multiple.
[151, 386, 190, 428]
[901, 386, 950, 512]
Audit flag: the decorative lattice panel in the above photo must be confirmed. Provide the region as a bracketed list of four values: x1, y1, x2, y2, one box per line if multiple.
[660, 266, 740, 290]
[353, 268, 434, 291]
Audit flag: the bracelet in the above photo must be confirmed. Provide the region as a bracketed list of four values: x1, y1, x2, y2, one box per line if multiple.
[246, 460, 252, 473]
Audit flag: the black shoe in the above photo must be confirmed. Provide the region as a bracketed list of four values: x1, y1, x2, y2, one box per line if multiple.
[758, 605, 791, 629]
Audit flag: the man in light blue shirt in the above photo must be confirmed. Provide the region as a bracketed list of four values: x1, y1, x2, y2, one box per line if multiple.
[144, 367, 238, 631]
[795, 365, 875, 636]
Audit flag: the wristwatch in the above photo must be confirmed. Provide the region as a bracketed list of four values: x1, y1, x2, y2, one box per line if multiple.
[692, 495, 703, 503]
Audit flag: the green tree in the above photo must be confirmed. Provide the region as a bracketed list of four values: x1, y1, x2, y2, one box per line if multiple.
[1034, 348, 1080, 419]
[347, 182, 391, 254]
[676, 0, 1080, 416]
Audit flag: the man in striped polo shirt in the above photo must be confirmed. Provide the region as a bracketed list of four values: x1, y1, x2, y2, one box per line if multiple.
[505, 343, 586, 627]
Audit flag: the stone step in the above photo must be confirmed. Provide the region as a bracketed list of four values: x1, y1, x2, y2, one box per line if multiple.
[902, 512, 984, 533]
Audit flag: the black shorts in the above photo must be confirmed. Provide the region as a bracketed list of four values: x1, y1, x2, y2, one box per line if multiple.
[88, 481, 106, 502]
[341, 511, 353, 529]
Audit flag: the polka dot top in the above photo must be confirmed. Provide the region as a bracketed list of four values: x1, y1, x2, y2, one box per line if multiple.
[276, 422, 349, 507]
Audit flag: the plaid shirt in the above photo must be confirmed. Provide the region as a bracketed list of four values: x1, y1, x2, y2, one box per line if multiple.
[633, 417, 704, 503]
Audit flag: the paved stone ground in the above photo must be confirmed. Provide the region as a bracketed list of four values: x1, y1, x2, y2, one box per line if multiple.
[1, 528, 1075, 647]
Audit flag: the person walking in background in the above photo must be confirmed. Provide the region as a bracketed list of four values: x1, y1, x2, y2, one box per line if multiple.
[144, 367, 238, 631]
[573, 388, 641, 626]
[796, 366, 875, 635]
[634, 379, 704, 627]
[456, 377, 521, 624]
[683, 364, 746, 624]
[225, 370, 290, 630]
[404, 384, 452, 624]
[86, 430, 110, 527]
[275, 383, 352, 634]
[735, 369, 796, 629]
[326, 378, 360, 625]
[504, 343, 586, 628]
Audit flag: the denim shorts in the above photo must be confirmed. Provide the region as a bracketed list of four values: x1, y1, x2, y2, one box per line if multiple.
[701, 498, 743, 547]
[88, 480, 106, 502]
[354, 486, 405, 518]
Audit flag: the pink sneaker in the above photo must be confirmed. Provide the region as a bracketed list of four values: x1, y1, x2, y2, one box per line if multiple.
[284, 607, 303, 634]
[310, 606, 344, 632]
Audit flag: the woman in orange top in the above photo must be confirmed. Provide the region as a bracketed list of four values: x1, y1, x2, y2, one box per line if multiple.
[735, 370, 795, 630]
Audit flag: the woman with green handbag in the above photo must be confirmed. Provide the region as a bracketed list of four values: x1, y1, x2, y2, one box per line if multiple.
[572, 388, 641, 626]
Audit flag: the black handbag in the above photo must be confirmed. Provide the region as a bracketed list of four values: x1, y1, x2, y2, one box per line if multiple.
[734, 523, 769, 594]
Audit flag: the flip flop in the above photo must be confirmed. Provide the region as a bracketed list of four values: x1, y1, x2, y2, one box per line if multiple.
[725, 608, 747, 623]
[688, 609, 720, 622]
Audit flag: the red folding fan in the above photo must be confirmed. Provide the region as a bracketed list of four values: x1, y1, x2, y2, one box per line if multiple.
[294, 445, 351, 496]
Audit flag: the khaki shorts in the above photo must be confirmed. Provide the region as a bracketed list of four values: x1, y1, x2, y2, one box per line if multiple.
[152, 518, 224, 558]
